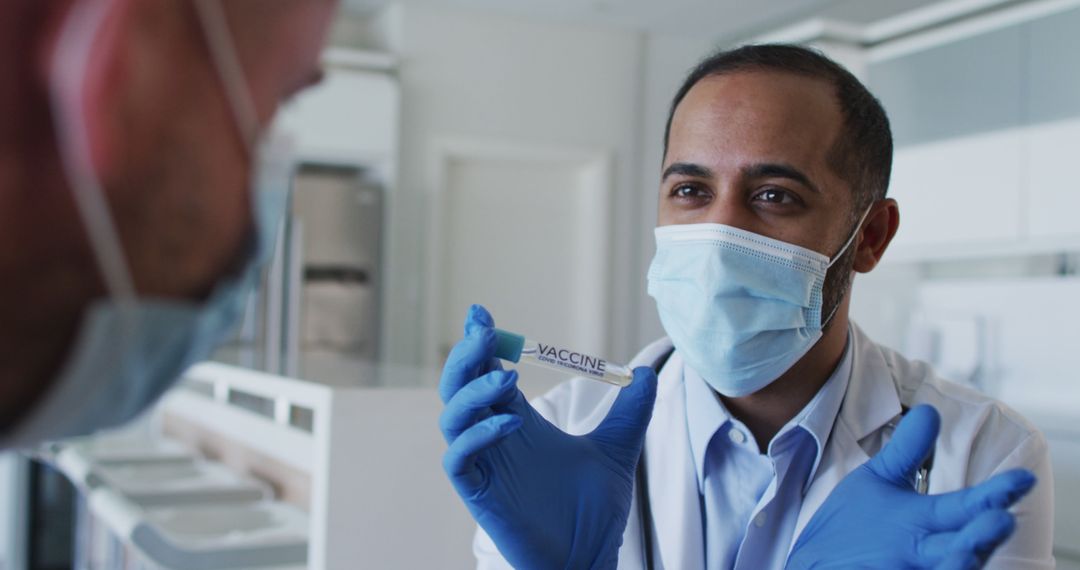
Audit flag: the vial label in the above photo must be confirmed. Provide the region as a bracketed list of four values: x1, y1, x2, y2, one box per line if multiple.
[535, 343, 608, 379]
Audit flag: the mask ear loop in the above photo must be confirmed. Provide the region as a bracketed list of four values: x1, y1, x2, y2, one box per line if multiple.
[49, 0, 138, 308]
[192, 0, 281, 276]
[821, 204, 875, 327]
[826, 205, 874, 270]
[192, 0, 261, 157]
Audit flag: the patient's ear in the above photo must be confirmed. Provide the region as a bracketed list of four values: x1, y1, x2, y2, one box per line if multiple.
[36, 0, 138, 180]
[853, 199, 900, 273]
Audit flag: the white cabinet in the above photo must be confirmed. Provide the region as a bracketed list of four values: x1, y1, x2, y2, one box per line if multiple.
[1026, 7, 1080, 126]
[869, 6, 1080, 257]
[277, 68, 399, 164]
[868, 26, 1023, 148]
[1023, 8, 1080, 242]
[869, 24, 1026, 256]
[888, 129, 1024, 251]
[1025, 118, 1080, 240]
[158, 363, 476, 570]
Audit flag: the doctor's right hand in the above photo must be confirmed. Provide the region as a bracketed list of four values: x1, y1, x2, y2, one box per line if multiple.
[439, 305, 658, 570]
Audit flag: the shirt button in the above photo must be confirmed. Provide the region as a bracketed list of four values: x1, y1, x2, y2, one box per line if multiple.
[754, 511, 767, 527]
[728, 429, 747, 445]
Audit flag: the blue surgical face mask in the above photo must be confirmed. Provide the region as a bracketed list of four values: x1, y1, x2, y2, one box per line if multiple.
[647, 210, 869, 398]
[0, 0, 289, 447]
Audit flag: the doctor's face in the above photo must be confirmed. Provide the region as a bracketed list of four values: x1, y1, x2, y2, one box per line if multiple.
[658, 70, 858, 257]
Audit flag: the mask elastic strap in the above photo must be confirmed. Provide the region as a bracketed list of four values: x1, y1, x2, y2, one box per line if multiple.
[821, 294, 844, 329]
[825, 205, 874, 270]
[192, 0, 261, 156]
[821, 205, 875, 328]
[49, 0, 138, 307]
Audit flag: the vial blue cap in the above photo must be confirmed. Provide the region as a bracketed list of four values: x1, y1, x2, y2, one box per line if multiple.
[493, 329, 525, 363]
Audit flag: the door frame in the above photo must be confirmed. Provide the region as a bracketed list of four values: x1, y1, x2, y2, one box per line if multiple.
[423, 136, 614, 371]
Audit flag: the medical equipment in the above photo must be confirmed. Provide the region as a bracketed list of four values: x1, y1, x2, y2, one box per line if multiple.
[492, 328, 634, 387]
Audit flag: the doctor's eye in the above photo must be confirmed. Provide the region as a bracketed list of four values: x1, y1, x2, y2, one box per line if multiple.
[751, 187, 802, 206]
[668, 183, 712, 205]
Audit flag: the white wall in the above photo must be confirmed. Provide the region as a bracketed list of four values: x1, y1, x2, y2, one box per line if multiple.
[325, 5, 745, 374]
[368, 4, 649, 370]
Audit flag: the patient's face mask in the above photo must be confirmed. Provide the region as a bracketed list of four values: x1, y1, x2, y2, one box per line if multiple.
[0, 0, 292, 447]
[647, 209, 870, 397]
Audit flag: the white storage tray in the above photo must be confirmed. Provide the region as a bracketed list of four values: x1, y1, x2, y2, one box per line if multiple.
[92, 491, 309, 570]
[94, 459, 269, 508]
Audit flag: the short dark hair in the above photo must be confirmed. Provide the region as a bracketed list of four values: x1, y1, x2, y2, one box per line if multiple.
[663, 44, 893, 214]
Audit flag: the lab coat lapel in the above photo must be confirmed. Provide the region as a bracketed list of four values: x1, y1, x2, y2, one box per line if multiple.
[643, 352, 705, 570]
[792, 324, 903, 543]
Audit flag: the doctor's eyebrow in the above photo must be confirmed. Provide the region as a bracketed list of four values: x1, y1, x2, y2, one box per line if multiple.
[743, 162, 821, 194]
[662, 162, 714, 181]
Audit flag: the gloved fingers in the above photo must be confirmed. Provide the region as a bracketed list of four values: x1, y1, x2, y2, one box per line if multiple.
[464, 307, 505, 382]
[440, 370, 520, 443]
[589, 367, 658, 459]
[466, 305, 504, 378]
[464, 303, 495, 335]
[866, 404, 940, 485]
[921, 510, 1015, 569]
[442, 413, 523, 495]
[439, 309, 498, 404]
[929, 469, 1035, 530]
[951, 509, 1015, 564]
[484, 356, 505, 375]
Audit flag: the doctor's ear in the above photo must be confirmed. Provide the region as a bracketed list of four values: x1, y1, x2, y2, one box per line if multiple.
[36, 0, 139, 181]
[852, 198, 900, 274]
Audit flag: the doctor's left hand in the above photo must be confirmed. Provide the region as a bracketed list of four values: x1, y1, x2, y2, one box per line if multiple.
[786, 405, 1037, 570]
[439, 304, 658, 570]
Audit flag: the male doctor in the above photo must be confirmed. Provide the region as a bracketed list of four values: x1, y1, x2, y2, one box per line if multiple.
[439, 45, 1053, 569]
[0, 0, 337, 446]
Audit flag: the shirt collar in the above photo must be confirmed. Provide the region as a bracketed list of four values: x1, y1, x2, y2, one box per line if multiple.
[788, 330, 853, 493]
[683, 359, 733, 490]
[682, 328, 855, 493]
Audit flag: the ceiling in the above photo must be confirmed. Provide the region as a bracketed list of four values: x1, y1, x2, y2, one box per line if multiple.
[341, 0, 951, 39]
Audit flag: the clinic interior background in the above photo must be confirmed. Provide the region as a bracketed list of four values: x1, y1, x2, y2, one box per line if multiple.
[2, 0, 1080, 569]
[298, 0, 1080, 407]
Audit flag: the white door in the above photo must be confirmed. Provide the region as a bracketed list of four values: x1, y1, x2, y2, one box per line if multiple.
[430, 145, 611, 397]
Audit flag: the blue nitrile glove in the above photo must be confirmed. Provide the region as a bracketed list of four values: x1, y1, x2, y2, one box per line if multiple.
[439, 304, 658, 570]
[787, 405, 1037, 570]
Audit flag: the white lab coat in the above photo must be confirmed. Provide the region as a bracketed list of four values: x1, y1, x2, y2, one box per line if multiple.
[474, 324, 1055, 569]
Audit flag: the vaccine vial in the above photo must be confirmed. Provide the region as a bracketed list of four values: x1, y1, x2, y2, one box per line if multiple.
[492, 328, 634, 387]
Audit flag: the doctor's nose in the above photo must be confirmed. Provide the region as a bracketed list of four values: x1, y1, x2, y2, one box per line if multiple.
[696, 188, 761, 231]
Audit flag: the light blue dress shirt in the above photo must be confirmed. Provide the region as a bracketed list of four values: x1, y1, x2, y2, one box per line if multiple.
[683, 336, 853, 570]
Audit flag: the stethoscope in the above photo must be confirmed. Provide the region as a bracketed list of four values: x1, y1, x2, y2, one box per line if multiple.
[633, 352, 934, 570]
